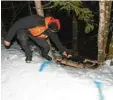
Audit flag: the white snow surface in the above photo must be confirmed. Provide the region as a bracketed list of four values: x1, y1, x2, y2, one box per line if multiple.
[1, 42, 113, 100]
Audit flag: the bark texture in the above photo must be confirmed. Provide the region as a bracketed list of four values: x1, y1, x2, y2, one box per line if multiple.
[98, 1, 112, 64]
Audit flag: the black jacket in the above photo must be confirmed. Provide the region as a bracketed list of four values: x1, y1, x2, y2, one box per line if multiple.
[5, 15, 45, 42]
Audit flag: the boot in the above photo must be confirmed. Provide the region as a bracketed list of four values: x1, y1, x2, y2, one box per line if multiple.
[42, 55, 52, 61]
[25, 56, 32, 63]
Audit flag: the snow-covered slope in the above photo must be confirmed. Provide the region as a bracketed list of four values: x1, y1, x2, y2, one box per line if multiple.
[1, 42, 113, 100]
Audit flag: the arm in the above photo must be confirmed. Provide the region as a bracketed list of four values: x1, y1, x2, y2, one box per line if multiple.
[4, 22, 20, 46]
[4, 15, 45, 46]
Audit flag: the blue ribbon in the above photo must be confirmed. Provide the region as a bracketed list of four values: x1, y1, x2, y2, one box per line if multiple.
[94, 81, 104, 100]
[39, 61, 52, 72]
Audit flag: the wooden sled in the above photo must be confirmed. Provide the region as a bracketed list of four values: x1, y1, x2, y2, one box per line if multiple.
[55, 57, 98, 69]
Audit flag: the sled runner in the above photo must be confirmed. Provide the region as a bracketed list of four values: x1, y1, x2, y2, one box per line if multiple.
[55, 57, 98, 69]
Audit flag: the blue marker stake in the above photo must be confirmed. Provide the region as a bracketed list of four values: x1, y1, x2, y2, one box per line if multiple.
[94, 81, 104, 100]
[39, 61, 52, 72]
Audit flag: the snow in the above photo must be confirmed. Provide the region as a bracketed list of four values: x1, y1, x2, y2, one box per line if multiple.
[1, 42, 113, 100]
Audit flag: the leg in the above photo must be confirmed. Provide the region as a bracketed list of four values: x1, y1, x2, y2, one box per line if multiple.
[17, 30, 32, 63]
[45, 31, 65, 53]
[29, 35, 52, 61]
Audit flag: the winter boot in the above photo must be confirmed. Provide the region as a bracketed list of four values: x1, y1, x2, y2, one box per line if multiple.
[43, 55, 52, 61]
[25, 56, 32, 63]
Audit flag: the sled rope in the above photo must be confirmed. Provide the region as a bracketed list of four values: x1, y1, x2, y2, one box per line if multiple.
[39, 61, 52, 72]
[94, 81, 104, 100]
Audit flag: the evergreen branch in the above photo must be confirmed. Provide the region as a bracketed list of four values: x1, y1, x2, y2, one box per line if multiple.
[51, 1, 94, 33]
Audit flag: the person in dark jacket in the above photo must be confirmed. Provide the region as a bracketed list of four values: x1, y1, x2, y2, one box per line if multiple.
[4, 15, 69, 63]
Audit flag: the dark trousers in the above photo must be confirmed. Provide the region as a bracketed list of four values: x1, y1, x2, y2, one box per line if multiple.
[44, 30, 65, 53]
[17, 30, 65, 58]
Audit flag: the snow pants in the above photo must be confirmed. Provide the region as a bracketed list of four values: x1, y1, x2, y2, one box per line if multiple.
[17, 30, 65, 59]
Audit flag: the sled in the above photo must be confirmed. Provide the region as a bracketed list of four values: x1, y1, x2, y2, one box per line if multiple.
[55, 57, 98, 69]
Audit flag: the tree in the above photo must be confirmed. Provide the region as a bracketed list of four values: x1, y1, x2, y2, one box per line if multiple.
[52, 1, 113, 64]
[51, 1, 94, 33]
[34, 0, 44, 16]
[98, 1, 112, 64]
[108, 19, 113, 65]
[72, 12, 79, 55]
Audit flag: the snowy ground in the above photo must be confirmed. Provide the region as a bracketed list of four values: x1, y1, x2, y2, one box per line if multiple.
[1, 42, 113, 100]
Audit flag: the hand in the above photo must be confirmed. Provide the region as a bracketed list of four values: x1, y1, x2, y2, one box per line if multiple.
[4, 40, 10, 46]
[62, 51, 72, 59]
[62, 51, 68, 57]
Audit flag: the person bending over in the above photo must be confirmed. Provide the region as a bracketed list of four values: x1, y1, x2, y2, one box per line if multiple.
[4, 15, 69, 63]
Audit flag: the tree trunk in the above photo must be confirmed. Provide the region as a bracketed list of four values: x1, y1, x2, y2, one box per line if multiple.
[34, 0, 44, 16]
[98, 1, 112, 64]
[34, 0, 55, 61]
[110, 33, 113, 66]
[72, 13, 78, 56]
[108, 32, 113, 64]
